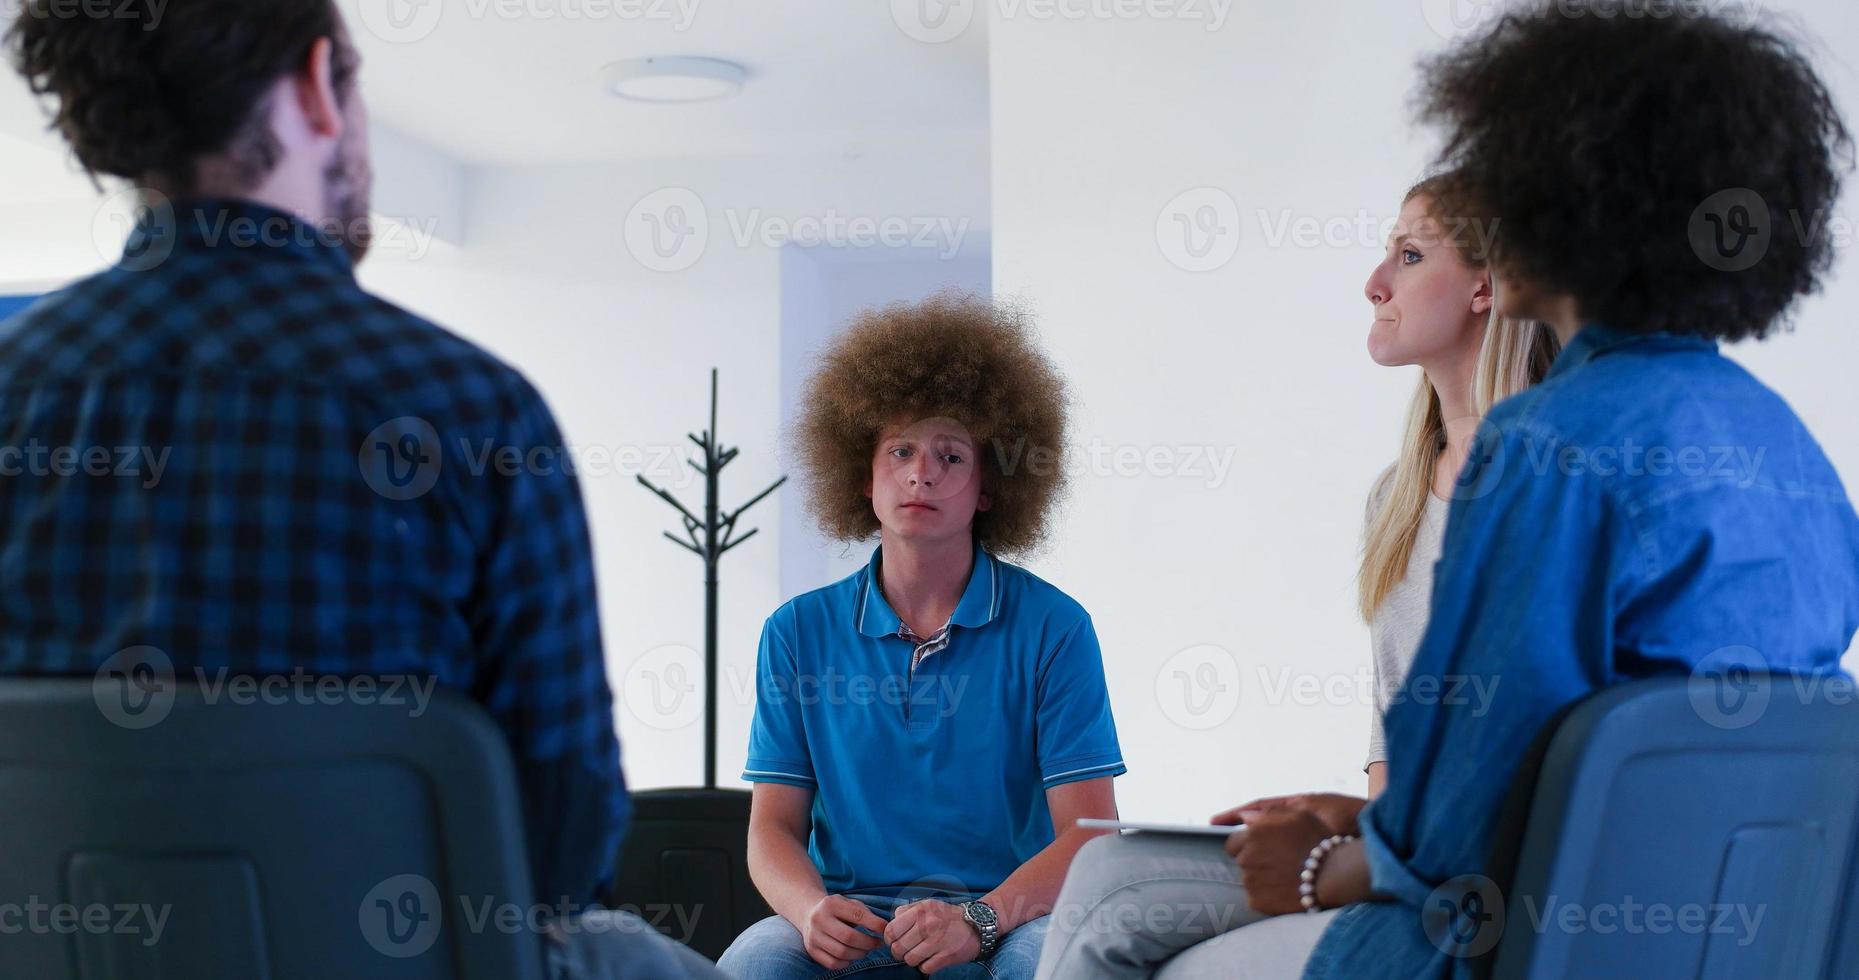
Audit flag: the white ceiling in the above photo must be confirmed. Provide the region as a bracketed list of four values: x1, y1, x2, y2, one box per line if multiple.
[343, 0, 991, 166]
[0, 0, 989, 172]
[0, 0, 991, 286]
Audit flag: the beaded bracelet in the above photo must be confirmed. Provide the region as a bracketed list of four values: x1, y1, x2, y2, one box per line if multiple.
[1299, 834, 1357, 913]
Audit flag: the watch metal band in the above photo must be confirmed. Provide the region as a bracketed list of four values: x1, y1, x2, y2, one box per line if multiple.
[962, 900, 1000, 958]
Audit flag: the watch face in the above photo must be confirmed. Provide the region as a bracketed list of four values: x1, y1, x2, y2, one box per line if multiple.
[968, 902, 997, 928]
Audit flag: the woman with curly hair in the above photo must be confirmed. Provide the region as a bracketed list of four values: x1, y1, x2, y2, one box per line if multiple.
[1253, 3, 1859, 971]
[1047, 4, 1858, 979]
[718, 295, 1126, 980]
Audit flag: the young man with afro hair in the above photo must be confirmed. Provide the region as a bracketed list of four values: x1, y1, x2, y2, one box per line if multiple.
[718, 295, 1126, 979]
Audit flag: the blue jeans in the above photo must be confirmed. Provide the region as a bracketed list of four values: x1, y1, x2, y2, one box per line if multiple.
[717, 893, 1049, 980]
[546, 909, 724, 979]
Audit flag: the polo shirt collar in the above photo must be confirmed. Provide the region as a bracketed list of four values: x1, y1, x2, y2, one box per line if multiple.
[856, 539, 1000, 638]
[1547, 321, 1717, 382]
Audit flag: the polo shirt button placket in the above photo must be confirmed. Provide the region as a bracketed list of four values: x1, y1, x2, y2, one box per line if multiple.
[903, 645, 915, 727]
[902, 625, 952, 732]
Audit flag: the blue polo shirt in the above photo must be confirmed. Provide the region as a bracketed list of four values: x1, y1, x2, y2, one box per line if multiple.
[742, 541, 1126, 898]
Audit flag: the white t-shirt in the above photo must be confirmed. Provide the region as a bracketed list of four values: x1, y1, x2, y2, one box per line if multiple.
[1364, 475, 1450, 769]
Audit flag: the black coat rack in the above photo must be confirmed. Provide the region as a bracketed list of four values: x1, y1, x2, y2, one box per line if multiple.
[637, 368, 786, 789]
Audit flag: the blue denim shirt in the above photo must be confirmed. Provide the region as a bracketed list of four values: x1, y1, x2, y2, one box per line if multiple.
[1306, 324, 1859, 979]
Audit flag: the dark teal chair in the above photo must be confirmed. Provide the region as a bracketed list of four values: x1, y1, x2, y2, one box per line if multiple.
[0, 678, 547, 979]
[1483, 674, 1859, 979]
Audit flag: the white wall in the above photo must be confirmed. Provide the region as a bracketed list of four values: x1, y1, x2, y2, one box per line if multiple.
[0, 135, 123, 292]
[987, 0, 1859, 823]
[359, 146, 990, 793]
[0, 87, 989, 800]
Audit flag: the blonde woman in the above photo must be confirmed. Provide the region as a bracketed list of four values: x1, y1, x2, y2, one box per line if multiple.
[1030, 174, 1558, 980]
[1356, 173, 1561, 798]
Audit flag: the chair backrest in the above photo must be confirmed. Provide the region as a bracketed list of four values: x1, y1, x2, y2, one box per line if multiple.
[0, 677, 546, 980]
[1490, 674, 1859, 980]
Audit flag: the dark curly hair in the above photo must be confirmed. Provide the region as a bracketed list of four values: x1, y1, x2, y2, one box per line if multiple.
[795, 293, 1069, 557]
[6, 0, 359, 195]
[1416, 0, 1852, 342]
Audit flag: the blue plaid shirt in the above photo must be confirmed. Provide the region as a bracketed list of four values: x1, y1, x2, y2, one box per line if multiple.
[0, 198, 626, 905]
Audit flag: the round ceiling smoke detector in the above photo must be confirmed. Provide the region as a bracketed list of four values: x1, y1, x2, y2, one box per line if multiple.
[602, 57, 748, 103]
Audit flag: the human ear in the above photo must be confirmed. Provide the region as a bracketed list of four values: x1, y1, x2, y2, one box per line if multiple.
[294, 37, 345, 140]
[1470, 269, 1494, 316]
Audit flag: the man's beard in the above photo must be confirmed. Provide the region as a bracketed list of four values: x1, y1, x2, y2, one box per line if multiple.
[322, 129, 373, 265]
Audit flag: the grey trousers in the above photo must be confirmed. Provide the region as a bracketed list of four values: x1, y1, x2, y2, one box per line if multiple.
[1033, 833, 1336, 980]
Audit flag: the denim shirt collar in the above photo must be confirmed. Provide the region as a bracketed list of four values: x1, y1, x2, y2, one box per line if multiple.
[122, 197, 355, 277]
[1547, 322, 1719, 382]
[856, 538, 1000, 638]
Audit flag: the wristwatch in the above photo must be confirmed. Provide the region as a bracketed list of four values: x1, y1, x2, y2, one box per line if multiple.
[959, 900, 1000, 958]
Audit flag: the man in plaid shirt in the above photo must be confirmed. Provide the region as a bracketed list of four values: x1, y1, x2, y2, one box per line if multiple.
[2, 2, 717, 977]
